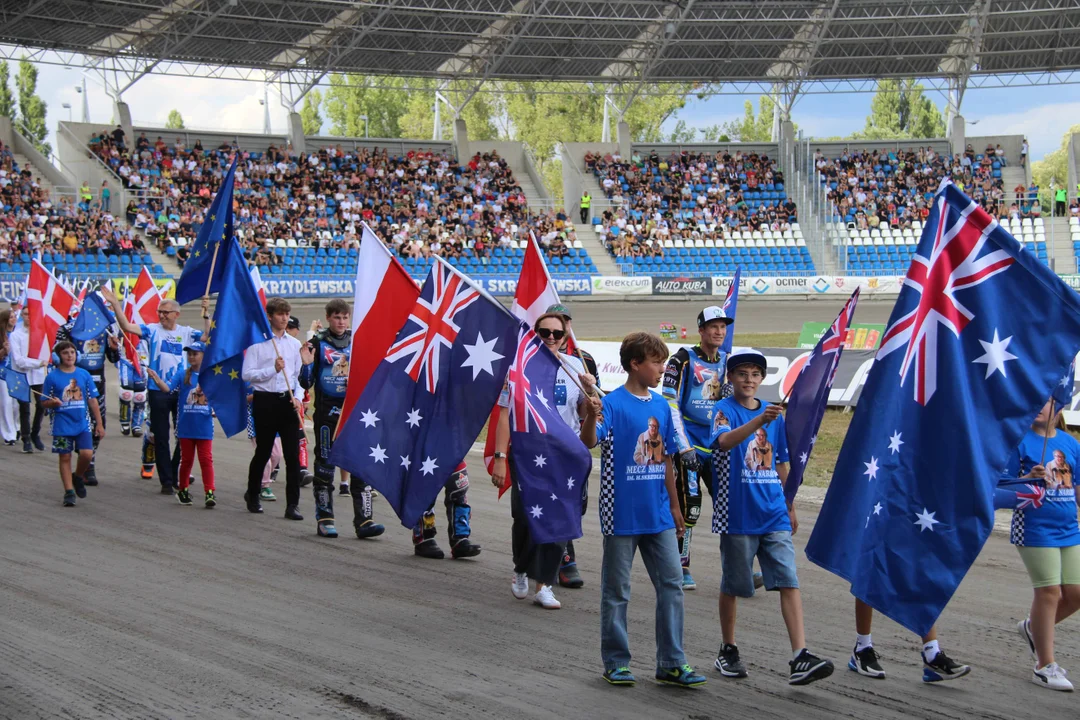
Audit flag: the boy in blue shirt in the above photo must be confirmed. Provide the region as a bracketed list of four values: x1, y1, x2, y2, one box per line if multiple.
[41, 341, 106, 507]
[580, 331, 706, 689]
[709, 350, 833, 686]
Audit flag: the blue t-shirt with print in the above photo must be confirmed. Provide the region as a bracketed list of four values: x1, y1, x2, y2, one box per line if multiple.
[42, 367, 98, 437]
[169, 370, 214, 440]
[595, 386, 677, 536]
[709, 397, 791, 535]
[1004, 430, 1080, 548]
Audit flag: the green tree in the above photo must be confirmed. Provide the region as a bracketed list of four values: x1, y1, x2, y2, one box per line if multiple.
[854, 79, 945, 140]
[16, 58, 49, 156]
[1032, 123, 1080, 203]
[165, 109, 185, 129]
[324, 74, 413, 138]
[720, 95, 789, 142]
[300, 89, 323, 135]
[0, 61, 14, 119]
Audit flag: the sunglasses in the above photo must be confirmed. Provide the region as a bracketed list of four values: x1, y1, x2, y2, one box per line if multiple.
[536, 328, 566, 341]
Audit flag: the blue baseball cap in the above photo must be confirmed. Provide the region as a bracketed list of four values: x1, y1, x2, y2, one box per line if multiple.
[184, 341, 206, 353]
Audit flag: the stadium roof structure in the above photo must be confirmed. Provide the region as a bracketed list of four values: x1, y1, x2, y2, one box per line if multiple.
[5, 0, 1080, 109]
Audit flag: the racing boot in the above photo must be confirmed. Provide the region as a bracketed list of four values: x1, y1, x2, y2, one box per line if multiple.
[559, 541, 584, 588]
[313, 482, 337, 538]
[450, 537, 482, 559]
[413, 512, 445, 558]
[353, 484, 385, 538]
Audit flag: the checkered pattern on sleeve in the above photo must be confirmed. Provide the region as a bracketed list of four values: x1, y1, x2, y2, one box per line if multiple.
[1010, 509, 1025, 546]
[598, 436, 616, 535]
[720, 382, 733, 400]
[711, 446, 731, 534]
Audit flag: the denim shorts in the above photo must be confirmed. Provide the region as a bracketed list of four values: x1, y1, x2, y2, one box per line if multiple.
[52, 430, 94, 455]
[720, 531, 799, 598]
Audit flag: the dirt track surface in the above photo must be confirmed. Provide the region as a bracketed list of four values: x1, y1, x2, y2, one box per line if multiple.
[2, 300, 1075, 719]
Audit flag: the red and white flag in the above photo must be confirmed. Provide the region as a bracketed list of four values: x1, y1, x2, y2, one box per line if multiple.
[485, 233, 573, 481]
[26, 259, 76, 363]
[121, 283, 144, 378]
[132, 266, 162, 324]
[249, 266, 267, 307]
[338, 223, 421, 429]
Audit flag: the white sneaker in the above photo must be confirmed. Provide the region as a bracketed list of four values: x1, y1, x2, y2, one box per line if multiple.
[1033, 663, 1074, 692]
[511, 572, 529, 600]
[533, 584, 561, 609]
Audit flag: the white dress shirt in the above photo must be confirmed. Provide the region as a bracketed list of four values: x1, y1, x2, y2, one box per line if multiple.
[9, 326, 47, 385]
[241, 330, 304, 400]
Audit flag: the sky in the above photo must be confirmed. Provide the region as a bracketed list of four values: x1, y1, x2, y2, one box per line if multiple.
[13, 57, 1080, 163]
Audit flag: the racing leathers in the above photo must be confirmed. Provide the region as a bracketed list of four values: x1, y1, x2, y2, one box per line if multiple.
[117, 341, 156, 477]
[413, 461, 481, 559]
[299, 328, 384, 539]
[55, 319, 120, 483]
[663, 345, 730, 570]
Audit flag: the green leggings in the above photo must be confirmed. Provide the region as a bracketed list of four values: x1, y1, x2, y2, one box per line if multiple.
[1017, 545, 1080, 588]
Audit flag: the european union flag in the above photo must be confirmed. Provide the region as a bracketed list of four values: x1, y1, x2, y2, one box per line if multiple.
[330, 258, 520, 529]
[720, 266, 741, 354]
[176, 156, 238, 305]
[784, 288, 859, 505]
[200, 238, 271, 436]
[69, 292, 115, 342]
[805, 181, 1080, 636]
[506, 325, 593, 544]
[5, 367, 30, 403]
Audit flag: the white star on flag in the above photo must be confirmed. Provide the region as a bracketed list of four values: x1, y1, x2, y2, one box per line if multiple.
[972, 329, 1018, 379]
[567, 477, 576, 490]
[420, 456, 438, 476]
[400, 455, 412, 470]
[550, 493, 558, 501]
[873, 502, 883, 515]
[460, 331, 504, 379]
[369, 444, 387, 463]
[914, 507, 940, 532]
[1062, 373, 1073, 390]
[810, 434, 817, 447]
[888, 431, 904, 454]
[529, 505, 543, 519]
[799, 452, 808, 465]
[534, 454, 547, 468]
[863, 456, 879, 481]
[536, 389, 550, 409]
[405, 408, 422, 428]
[359, 409, 379, 428]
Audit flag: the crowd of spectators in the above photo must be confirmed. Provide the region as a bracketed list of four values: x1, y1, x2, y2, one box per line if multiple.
[818, 143, 1017, 230]
[584, 148, 797, 260]
[87, 129, 577, 271]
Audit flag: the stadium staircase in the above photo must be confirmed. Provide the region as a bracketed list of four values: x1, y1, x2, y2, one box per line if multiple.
[572, 220, 622, 276]
[786, 167, 834, 275]
[14, 152, 61, 200]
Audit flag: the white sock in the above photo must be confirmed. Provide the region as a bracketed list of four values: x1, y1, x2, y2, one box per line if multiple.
[922, 639, 940, 662]
[855, 633, 873, 652]
[793, 647, 806, 661]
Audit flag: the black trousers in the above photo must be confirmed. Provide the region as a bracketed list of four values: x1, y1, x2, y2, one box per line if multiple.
[510, 462, 564, 586]
[248, 392, 301, 507]
[148, 390, 181, 487]
[579, 207, 590, 223]
[18, 384, 45, 440]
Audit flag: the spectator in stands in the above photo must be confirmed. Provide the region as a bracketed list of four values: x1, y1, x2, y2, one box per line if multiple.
[112, 125, 127, 150]
[1021, 139, 1029, 168]
[100, 181, 111, 213]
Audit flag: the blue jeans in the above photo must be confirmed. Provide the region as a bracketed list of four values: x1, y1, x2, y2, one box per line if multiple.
[600, 528, 686, 672]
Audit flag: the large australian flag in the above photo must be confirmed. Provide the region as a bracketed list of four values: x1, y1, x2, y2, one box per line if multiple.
[806, 180, 1080, 636]
[330, 258, 520, 529]
[507, 325, 593, 544]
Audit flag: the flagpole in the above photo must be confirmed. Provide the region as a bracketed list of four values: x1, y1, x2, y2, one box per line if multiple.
[1039, 398, 1056, 466]
[201, 241, 223, 320]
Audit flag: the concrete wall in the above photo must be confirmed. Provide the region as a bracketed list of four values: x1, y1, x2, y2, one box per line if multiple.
[0, 116, 11, 147]
[800, 138, 952, 158]
[968, 134, 1025, 167]
[468, 140, 551, 204]
[561, 141, 618, 217]
[133, 127, 289, 154]
[302, 135, 454, 158]
[56, 121, 133, 211]
[10, 128, 75, 195]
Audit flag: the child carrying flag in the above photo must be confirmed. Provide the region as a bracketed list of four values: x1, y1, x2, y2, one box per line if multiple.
[41, 341, 105, 506]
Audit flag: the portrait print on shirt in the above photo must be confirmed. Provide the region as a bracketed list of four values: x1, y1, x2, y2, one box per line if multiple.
[1047, 448, 1074, 490]
[633, 416, 666, 466]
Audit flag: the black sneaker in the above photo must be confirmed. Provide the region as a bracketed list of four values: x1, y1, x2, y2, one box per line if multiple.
[31, 435, 45, 452]
[339, 482, 351, 496]
[72, 474, 87, 499]
[922, 650, 970, 683]
[160, 485, 175, 495]
[789, 649, 834, 686]
[84, 467, 98, 486]
[22, 441, 32, 454]
[715, 643, 748, 678]
[176, 489, 193, 506]
[62, 490, 76, 507]
[848, 645, 886, 678]
[559, 557, 584, 588]
[450, 538, 482, 559]
[414, 539, 445, 559]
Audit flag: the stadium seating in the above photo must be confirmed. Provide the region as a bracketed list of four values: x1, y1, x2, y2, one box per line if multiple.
[585, 148, 809, 276]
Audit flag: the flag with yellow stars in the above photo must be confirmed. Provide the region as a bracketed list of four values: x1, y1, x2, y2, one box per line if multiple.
[176, 155, 238, 305]
[199, 237, 271, 436]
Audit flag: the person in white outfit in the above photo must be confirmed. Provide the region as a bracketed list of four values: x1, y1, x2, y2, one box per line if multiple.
[0, 309, 20, 445]
[8, 306, 48, 453]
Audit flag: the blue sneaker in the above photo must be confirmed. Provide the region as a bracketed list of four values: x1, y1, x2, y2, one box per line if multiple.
[603, 667, 636, 686]
[62, 490, 76, 507]
[682, 569, 697, 591]
[655, 664, 707, 688]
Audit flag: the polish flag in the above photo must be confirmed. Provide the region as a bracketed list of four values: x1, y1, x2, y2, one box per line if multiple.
[26, 259, 76, 363]
[132, 266, 162, 324]
[338, 222, 421, 428]
[485, 233, 574, 485]
[249, 266, 267, 307]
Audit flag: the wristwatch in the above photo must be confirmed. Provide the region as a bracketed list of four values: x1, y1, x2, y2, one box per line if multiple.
[494, 451, 508, 459]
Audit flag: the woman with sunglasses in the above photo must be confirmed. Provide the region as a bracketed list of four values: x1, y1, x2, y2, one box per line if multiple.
[491, 312, 599, 609]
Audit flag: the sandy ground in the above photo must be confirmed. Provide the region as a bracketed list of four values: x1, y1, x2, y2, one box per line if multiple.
[1, 299, 1075, 719]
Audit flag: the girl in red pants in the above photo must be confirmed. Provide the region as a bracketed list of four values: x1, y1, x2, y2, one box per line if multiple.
[148, 341, 215, 508]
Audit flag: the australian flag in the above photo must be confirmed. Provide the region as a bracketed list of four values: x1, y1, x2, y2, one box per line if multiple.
[805, 180, 1080, 636]
[720, 266, 741, 354]
[175, 156, 238, 305]
[330, 258, 520, 529]
[508, 325, 593, 544]
[1052, 357, 1076, 410]
[784, 288, 859, 505]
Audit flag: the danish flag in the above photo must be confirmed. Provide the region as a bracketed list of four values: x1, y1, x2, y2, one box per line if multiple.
[26, 259, 76, 363]
[121, 287, 144, 377]
[508, 327, 548, 434]
[385, 261, 479, 393]
[877, 191, 1014, 405]
[132, 266, 162, 324]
